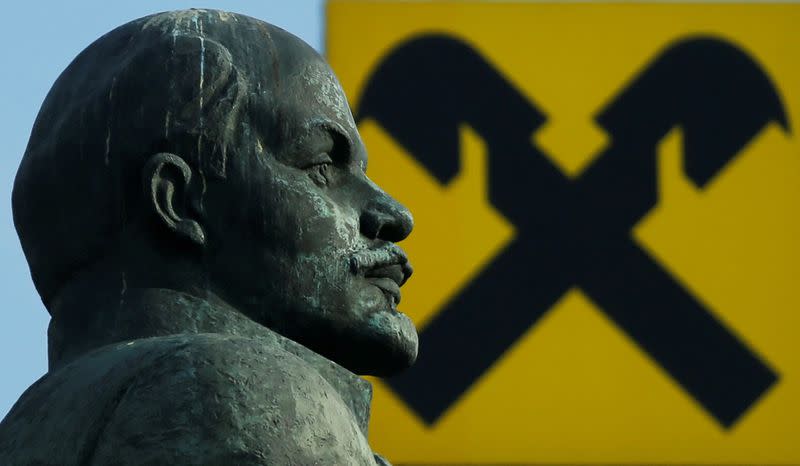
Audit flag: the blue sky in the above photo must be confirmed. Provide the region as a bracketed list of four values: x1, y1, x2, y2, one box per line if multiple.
[0, 0, 325, 419]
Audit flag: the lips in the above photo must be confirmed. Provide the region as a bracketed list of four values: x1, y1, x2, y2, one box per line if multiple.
[350, 244, 413, 309]
[365, 264, 406, 306]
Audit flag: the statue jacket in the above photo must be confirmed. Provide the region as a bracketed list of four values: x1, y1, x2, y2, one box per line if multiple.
[0, 329, 390, 465]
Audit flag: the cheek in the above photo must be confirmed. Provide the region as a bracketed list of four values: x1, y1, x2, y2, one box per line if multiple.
[277, 191, 364, 313]
[217, 160, 365, 305]
[278, 182, 362, 255]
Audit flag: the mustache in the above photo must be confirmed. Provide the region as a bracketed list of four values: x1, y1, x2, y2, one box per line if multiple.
[348, 243, 409, 274]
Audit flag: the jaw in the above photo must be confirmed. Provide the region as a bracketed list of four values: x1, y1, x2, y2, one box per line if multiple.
[344, 308, 419, 376]
[334, 285, 419, 376]
[269, 300, 419, 376]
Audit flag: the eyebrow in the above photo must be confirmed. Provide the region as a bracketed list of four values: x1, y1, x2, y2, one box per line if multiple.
[315, 120, 367, 171]
[318, 121, 353, 153]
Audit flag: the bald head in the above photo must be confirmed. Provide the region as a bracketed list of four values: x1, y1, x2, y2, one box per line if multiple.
[14, 9, 330, 307]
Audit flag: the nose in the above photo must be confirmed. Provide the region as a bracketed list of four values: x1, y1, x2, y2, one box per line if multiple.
[360, 184, 414, 243]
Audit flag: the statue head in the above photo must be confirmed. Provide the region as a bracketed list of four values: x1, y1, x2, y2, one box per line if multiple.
[13, 9, 417, 376]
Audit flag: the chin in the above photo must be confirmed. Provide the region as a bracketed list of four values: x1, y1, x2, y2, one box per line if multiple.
[264, 285, 420, 376]
[346, 309, 419, 377]
[291, 305, 419, 376]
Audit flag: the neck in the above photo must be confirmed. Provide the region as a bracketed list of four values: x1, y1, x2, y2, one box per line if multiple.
[48, 282, 265, 371]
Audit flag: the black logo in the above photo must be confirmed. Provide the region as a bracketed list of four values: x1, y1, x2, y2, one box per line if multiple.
[357, 35, 788, 428]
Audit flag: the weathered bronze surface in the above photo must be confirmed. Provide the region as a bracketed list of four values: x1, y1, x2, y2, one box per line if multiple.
[0, 9, 416, 465]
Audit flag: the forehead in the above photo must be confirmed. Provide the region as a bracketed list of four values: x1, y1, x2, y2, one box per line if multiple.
[282, 59, 358, 135]
[230, 21, 365, 165]
[271, 54, 366, 165]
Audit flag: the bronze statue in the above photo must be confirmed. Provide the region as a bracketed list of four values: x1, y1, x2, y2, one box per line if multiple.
[0, 9, 416, 465]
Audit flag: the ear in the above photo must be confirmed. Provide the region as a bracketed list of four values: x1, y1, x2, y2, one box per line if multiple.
[142, 152, 206, 246]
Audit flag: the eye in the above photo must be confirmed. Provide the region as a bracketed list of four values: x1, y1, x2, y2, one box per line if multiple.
[306, 153, 334, 186]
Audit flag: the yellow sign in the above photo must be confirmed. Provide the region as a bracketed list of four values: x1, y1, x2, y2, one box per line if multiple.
[327, 2, 800, 464]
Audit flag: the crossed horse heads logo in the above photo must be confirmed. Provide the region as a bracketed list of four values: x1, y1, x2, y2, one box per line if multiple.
[357, 35, 789, 428]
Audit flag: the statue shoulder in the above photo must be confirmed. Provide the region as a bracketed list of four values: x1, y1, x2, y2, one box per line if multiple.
[1, 334, 377, 465]
[96, 333, 376, 465]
